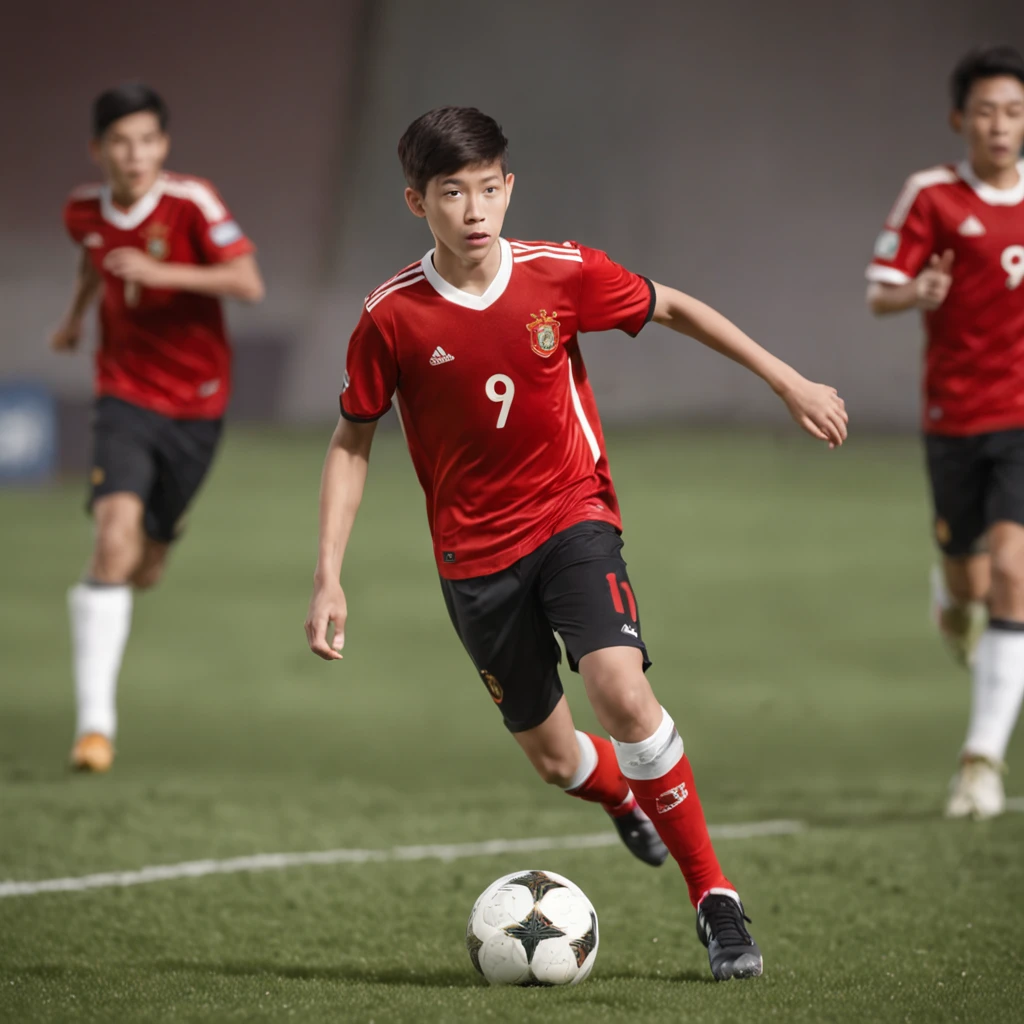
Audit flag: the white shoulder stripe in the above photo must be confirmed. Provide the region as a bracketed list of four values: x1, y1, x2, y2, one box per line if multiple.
[366, 274, 424, 312]
[367, 265, 423, 302]
[510, 242, 581, 255]
[161, 178, 226, 222]
[887, 166, 958, 228]
[513, 251, 584, 264]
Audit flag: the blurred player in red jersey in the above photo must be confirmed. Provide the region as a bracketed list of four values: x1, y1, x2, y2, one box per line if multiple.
[53, 83, 264, 772]
[867, 47, 1024, 819]
[305, 108, 847, 980]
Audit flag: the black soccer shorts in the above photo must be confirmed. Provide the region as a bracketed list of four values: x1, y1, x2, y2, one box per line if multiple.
[925, 429, 1024, 556]
[88, 396, 223, 543]
[440, 520, 651, 733]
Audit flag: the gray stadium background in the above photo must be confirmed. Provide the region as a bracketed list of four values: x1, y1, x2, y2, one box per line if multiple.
[3, 0, 1022, 428]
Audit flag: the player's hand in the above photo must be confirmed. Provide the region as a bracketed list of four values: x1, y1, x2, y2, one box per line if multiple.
[50, 318, 81, 352]
[305, 580, 348, 661]
[103, 247, 168, 288]
[915, 250, 954, 311]
[779, 376, 848, 449]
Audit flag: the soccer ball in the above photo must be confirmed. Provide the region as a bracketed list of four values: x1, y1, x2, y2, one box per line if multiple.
[466, 869, 599, 986]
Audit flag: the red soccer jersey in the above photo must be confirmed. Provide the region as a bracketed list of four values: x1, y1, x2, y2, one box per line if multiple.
[867, 160, 1024, 436]
[63, 172, 255, 419]
[341, 238, 655, 579]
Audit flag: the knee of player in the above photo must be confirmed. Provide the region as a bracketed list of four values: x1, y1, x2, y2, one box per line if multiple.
[531, 753, 579, 788]
[989, 548, 1024, 598]
[131, 562, 165, 591]
[603, 687, 658, 736]
[91, 531, 143, 583]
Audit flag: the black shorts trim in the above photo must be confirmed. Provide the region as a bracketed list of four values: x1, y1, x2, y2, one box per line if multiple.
[440, 520, 651, 733]
[88, 397, 222, 544]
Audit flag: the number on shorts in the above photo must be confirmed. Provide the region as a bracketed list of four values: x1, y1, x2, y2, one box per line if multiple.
[605, 572, 638, 622]
[485, 373, 515, 429]
[1002, 245, 1024, 290]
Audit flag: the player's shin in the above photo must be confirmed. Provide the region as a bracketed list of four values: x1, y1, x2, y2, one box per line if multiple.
[613, 707, 731, 906]
[68, 580, 133, 739]
[562, 731, 635, 814]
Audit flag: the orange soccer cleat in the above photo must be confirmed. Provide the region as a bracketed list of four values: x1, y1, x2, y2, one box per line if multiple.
[69, 733, 114, 773]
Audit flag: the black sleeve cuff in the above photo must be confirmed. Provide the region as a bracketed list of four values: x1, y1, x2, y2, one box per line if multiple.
[339, 399, 389, 423]
[625, 277, 657, 338]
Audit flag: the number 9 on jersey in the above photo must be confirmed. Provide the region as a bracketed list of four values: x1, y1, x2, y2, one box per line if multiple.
[486, 374, 515, 429]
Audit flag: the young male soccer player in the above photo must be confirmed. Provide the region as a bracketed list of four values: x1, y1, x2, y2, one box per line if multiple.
[306, 107, 848, 980]
[53, 83, 264, 772]
[866, 46, 1024, 820]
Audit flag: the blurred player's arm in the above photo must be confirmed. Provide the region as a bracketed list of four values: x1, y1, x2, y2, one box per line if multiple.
[51, 249, 102, 351]
[305, 416, 377, 661]
[866, 250, 954, 315]
[651, 282, 848, 448]
[102, 250, 265, 303]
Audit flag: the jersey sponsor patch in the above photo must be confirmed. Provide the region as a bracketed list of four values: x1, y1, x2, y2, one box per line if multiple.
[874, 229, 901, 260]
[210, 220, 243, 247]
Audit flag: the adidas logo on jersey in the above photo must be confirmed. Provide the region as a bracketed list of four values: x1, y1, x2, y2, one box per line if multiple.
[83, 232, 104, 248]
[429, 346, 455, 366]
[958, 215, 986, 237]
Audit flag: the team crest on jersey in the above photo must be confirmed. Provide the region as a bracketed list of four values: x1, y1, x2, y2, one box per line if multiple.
[527, 310, 560, 358]
[142, 222, 170, 260]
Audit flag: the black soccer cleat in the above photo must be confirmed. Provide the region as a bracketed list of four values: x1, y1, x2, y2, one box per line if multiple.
[612, 806, 669, 866]
[696, 893, 763, 980]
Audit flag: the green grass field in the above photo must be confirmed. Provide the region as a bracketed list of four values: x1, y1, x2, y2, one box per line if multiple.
[2, 426, 1023, 1023]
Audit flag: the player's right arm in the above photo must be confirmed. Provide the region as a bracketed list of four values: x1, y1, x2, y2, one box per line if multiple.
[305, 416, 377, 661]
[305, 306, 397, 661]
[865, 173, 953, 315]
[50, 248, 101, 352]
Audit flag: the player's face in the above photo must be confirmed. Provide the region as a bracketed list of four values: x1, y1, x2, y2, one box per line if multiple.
[90, 112, 169, 202]
[405, 162, 514, 263]
[954, 75, 1024, 173]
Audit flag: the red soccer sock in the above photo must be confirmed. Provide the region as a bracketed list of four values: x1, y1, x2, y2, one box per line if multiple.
[615, 712, 732, 907]
[565, 733, 637, 817]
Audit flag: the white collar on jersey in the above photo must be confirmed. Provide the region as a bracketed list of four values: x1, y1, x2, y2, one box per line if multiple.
[420, 237, 513, 310]
[957, 159, 1024, 206]
[100, 174, 165, 230]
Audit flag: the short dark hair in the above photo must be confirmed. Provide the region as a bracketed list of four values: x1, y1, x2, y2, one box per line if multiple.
[950, 45, 1024, 111]
[397, 107, 508, 193]
[92, 82, 169, 138]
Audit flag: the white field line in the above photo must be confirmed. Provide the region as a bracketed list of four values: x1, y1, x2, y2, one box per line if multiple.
[1005, 796, 1024, 812]
[0, 819, 805, 900]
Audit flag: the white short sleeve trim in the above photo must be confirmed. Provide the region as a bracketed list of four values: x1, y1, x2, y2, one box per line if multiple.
[865, 265, 912, 285]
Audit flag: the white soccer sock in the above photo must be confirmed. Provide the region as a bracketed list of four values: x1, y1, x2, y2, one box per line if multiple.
[963, 624, 1024, 763]
[68, 582, 133, 739]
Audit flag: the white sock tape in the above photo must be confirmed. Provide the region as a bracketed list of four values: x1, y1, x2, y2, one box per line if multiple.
[612, 707, 684, 781]
[563, 731, 599, 791]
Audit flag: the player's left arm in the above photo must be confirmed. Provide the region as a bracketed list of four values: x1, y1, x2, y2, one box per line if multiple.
[102, 249, 265, 303]
[651, 282, 848, 448]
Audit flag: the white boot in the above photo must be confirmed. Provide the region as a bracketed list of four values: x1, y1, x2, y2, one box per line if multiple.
[945, 757, 1006, 820]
